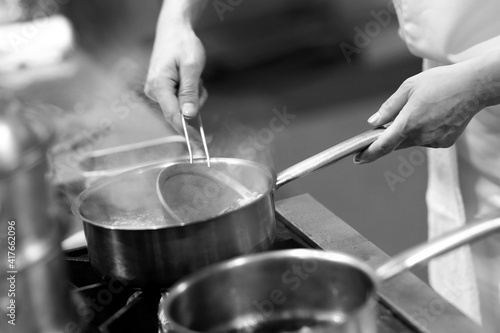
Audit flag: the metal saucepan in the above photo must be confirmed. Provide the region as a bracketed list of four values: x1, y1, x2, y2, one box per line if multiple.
[56, 136, 189, 251]
[79, 135, 187, 185]
[164, 217, 500, 333]
[51, 135, 187, 220]
[72, 129, 383, 289]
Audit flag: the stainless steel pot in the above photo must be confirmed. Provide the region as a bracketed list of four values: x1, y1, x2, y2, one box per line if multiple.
[50, 135, 188, 218]
[163, 217, 500, 333]
[72, 160, 277, 289]
[72, 129, 383, 289]
[0, 98, 83, 333]
[78, 135, 187, 185]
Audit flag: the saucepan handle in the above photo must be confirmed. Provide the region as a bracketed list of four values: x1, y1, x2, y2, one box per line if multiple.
[376, 217, 500, 281]
[275, 128, 384, 189]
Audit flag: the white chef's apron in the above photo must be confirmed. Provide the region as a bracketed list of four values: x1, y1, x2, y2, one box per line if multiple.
[393, 1, 500, 331]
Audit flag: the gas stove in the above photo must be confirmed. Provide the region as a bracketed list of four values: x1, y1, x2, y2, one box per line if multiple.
[65, 194, 482, 333]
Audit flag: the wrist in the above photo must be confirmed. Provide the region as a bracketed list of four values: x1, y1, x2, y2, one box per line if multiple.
[470, 51, 500, 107]
[159, 0, 206, 28]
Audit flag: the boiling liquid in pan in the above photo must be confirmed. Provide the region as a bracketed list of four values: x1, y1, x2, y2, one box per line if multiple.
[94, 193, 261, 228]
[107, 209, 168, 228]
[220, 318, 344, 333]
[216, 193, 262, 215]
[97, 193, 262, 228]
[162, 170, 264, 223]
[158, 161, 274, 223]
[89, 163, 266, 228]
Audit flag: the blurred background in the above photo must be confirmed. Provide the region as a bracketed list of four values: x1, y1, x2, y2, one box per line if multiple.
[1, 0, 427, 279]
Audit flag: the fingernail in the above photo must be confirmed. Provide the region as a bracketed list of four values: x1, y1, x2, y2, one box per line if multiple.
[353, 156, 366, 165]
[182, 103, 196, 118]
[367, 112, 380, 124]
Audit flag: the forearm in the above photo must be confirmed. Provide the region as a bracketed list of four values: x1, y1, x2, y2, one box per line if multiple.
[158, 0, 208, 29]
[146, 0, 208, 126]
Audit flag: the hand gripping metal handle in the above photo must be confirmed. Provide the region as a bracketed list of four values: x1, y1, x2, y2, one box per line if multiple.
[276, 128, 384, 189]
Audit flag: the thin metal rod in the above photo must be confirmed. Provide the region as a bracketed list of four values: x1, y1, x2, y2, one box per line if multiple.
[275, 128, 384, 189]
[181, 115, 193, 164]
[198, 113, 211, 167]
[376, 217, 500, 281]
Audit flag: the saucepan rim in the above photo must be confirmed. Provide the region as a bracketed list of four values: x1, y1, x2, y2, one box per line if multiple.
[163, 248, 379, 333]
[71, 157, 277, 230]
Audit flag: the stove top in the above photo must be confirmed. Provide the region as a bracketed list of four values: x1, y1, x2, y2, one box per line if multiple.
[65, 194, 482, 333]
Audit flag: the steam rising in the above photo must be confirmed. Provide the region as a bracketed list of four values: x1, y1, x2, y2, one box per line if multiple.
[76, 117, 275, 229]
[78, 168, 169, 229]
[53, 59, 276, 229]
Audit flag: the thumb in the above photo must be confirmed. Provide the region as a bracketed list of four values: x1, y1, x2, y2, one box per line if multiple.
[178, 62, 203, 119]
[368, 83, 409, 126]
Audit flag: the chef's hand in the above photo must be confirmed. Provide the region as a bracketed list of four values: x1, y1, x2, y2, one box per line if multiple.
[354, 56, 500, 164]
[145, 0, 208, 136]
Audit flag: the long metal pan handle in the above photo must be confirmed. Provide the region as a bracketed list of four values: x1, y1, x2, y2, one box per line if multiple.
[376, 217, 500, 281]
[275, 128, 384, 189]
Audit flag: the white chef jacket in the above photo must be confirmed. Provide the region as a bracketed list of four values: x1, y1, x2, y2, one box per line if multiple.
[393, 1, 500, 332]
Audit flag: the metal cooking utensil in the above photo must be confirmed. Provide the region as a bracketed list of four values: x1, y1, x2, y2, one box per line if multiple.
[157, 162, 256, 224]
[78, 135, 187, 180]
[72, 128, 383, 289]
[71, 160, 277, 289]
[163, 112, 259, 223]
[52, 135, 188, 226]
[163, 217, 500, 333]
[181, 113, 211, 166]
[158, 128, 385, 224]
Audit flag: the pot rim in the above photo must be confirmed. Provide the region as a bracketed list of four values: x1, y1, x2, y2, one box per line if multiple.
[164, 248, 380, 333]
[79, 136, 188, 180]
[71, 158, 277, 231]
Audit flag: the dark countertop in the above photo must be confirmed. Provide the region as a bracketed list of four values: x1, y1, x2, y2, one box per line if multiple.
[274, 194, 483, 333]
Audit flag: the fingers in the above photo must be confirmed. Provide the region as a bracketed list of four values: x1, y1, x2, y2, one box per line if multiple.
[368, 83, 410, 126]
[186, 84, 208, 156]
[156, 90, 203, 150]
[177, 79, 207, 155]
[145, 69, 207, 137]
[354, 110, 409, 163]
[148, 77, 183, 134]
[199, 84, 208, 108]
[144, 66, 183, 129]
[353, 81, 412, 164]
[178, 61, 204, 119]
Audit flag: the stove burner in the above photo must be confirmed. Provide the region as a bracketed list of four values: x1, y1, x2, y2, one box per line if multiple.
[65, 221, 417, 333]
[157, 293, 171, 333]
[66, 247, 159, 332]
